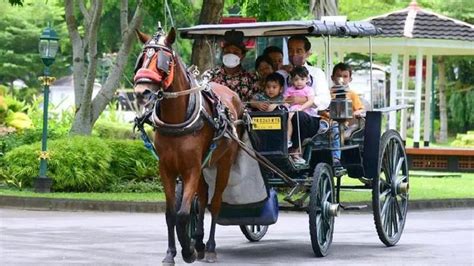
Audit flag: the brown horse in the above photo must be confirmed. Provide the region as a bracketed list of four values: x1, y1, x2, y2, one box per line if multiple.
[133, 27, 243, 265]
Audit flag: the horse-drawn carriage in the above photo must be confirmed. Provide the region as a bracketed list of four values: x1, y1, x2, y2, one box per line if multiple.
[133, 19, 409, 264]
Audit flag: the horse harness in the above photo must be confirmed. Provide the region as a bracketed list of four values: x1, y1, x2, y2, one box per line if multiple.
[135, 81, 235, 137]
[134, 70, 237, 166]
[134, 31, 237, 141]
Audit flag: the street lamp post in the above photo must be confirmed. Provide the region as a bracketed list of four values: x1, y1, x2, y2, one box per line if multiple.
[34, 24, 59, 193]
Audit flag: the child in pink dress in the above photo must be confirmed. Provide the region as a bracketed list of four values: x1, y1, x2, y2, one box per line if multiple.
[283, 66, 317, 163]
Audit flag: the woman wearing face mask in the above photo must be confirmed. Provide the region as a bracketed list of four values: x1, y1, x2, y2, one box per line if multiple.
[203, 32, 258, 103]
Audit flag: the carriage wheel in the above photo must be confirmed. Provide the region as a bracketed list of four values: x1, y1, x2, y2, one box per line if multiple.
[175, 182, 199, 243]
[309, 163, 338, 257]
[240, 225, 269, 242]
[372, 130, 409, 246]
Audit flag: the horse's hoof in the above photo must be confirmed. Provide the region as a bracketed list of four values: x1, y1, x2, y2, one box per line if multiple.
[205, 252, 217, 263]
[197, 250, 205, 260]
[182, 249, 197, 264]
[162, 258, 175, 266]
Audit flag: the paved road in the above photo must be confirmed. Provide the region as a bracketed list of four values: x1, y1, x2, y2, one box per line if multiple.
[1, 208, 473, 265]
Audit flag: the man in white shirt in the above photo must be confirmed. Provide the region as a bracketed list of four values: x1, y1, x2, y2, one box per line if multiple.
[282, 35, 331, 164]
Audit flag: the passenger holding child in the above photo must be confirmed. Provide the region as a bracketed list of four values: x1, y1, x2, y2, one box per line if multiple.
[283, 36, 331, 165]
[284, 66, 318, 161]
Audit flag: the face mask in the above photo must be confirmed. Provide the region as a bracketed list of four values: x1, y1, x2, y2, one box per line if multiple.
[290, 55, 305, 66]
[223, 53, 240, 68]
[334, 77, 344, 85]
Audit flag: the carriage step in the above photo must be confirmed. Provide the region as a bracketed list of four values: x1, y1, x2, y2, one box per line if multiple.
[340, 204, 368, 211]
[333, 167, 347, 177]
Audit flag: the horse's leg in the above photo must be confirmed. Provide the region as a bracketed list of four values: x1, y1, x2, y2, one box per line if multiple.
[195, 176, 207, 260]
[205, 152, 235, 263]
[160, 168, 178, 265]
[176, 167, 200, 263]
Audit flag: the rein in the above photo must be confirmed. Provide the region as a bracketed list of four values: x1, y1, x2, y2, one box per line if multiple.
[156, 82, 210, 100]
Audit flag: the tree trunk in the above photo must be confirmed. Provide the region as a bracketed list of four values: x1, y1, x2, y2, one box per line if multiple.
[310, 0, 339, 19]
[191, 0, 224, 73]
[66, 0, 144, 135]
[438, 56, 448, 142]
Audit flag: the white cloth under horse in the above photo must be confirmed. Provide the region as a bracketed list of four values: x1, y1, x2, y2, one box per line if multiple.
[203, 131, 267, 205]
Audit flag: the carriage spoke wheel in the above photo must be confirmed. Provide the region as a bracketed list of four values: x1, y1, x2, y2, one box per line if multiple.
[372, 130, 409, 246]
[240, 225, 269, 242]
[309, 163, 337, 257]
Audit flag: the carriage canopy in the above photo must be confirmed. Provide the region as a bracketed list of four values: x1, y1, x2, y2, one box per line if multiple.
[179, 20, 381, 39]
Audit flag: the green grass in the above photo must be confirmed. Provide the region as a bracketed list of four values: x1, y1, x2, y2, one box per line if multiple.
[1, 171, 473, 203]
[339, 171, 474, 203]
[0, 189, 165, 202]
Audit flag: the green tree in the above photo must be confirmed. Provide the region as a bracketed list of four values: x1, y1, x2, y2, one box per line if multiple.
[240, 0, 310, 21]
[0, 1, 69, 88]
[65, 0, 144, 135]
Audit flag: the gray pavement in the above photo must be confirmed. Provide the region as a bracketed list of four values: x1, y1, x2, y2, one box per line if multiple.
[1, 208, 473, 265]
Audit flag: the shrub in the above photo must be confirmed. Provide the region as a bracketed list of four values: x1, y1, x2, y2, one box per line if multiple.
[1, 136, 159, 192]
[0, 127, 67, 155]
[2, 136, 113, 191]
[4, 96, 25, 113]
[0, 85, 7, 96]
[5, 111, 33, 130]
[0, 95, 7, 123]
[93, 121, 136, 139]
[107, 139, 158, 182]
[108, 179, 163, 193]
[451, 132, 474, 148]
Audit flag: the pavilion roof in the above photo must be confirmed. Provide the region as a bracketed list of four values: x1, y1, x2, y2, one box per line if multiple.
[366, 0, 474, 41]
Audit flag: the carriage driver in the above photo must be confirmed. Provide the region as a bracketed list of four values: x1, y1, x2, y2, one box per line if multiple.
[281, 36, 331, 164]
[203, 31, 259, 103]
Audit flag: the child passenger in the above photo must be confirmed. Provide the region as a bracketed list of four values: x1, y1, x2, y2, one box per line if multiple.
[329, 63, 365, 168]
[250, 72, 285, 112]
[284, 66, 318, 164]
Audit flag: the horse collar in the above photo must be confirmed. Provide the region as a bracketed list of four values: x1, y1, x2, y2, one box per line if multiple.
[151, 89, 206, 136]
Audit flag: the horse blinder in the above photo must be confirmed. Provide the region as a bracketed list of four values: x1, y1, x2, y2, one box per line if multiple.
[156, 50, 172, 75]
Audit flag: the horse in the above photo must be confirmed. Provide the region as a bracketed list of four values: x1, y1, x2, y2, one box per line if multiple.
[133, 27, 244, 265]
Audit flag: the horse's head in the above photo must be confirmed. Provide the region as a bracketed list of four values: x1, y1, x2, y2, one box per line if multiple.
[133, 27, 177, 97]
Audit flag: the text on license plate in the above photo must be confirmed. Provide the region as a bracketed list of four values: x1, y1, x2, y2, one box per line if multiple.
[252, 117, 281, 130]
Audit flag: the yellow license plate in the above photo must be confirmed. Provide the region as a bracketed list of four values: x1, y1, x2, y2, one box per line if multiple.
[252, 117, 281, 130]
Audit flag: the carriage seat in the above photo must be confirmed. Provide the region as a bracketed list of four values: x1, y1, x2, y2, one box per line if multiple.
[343, 97, 371, 144]
[343, 118, 365, 140]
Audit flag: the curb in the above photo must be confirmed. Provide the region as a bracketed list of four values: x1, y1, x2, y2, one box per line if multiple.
[1, 195, 473, 213]
[0, 196, 167, 213]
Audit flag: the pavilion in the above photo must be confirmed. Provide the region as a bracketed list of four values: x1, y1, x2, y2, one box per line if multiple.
[311, 0, 474, 147]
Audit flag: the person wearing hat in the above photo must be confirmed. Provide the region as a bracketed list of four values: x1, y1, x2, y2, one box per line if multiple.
[203, 31, 258, 103]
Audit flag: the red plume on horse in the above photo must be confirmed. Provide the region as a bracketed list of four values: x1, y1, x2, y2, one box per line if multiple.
[133, 24, 244, 264]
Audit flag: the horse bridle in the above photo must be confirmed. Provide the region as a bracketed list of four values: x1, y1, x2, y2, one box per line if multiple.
[134, 37, 176, 90]
[134, 39, 212, 103]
